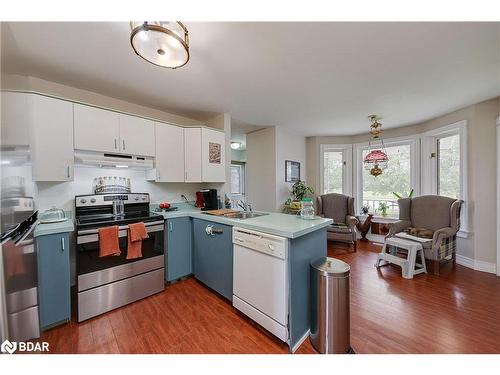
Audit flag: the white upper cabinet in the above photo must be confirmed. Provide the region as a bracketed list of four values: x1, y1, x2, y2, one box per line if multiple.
[183, 127, 226, 183]
[149, 122, 185, 182]
[30, 94, 74, 181]
[118, 114, 155, 157]
[201, 128, 226, 182]
[74, 104, 120, 153]
[74, 105, 155, 156]
[184, 127, 202, 182]
[1, 91, 31, 147]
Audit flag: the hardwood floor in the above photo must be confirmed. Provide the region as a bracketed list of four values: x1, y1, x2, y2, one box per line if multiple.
[35, 241, 500, 354]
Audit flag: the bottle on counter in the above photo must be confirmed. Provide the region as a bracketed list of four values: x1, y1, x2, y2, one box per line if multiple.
[300, 198, 315, 220]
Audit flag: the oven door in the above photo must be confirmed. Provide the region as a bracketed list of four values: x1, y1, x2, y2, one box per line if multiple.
[76, 220, 164, 280]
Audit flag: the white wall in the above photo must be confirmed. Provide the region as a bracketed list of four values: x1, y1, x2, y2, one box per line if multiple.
[246, 127, 277, 212]
[231, 149, 246, 162]
[275, 127, 307, 211]
[246, 127, 307, 212]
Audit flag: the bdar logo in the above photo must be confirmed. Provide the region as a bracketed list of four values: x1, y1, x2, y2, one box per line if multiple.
[1, 340, 17, 354]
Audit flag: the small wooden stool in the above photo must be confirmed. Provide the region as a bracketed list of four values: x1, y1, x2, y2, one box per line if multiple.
[375, 237, 427, 279]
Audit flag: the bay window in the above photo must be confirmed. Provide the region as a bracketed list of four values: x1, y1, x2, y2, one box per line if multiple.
[355, 137, 419, 217]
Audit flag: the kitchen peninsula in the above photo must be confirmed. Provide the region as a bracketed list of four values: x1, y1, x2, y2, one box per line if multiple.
[154, 203, 333, 352]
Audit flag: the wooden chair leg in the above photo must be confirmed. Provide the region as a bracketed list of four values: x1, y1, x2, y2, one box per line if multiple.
[353, 240, 357, 252]
[427, 259, 440, 276]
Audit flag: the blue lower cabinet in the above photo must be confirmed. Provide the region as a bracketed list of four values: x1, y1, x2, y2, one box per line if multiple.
[192, 218, 233, 301]
[36, 232, 71, 330]
[166, 217, 193, 282]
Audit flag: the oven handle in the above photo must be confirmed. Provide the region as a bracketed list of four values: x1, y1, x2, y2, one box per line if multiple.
[77, 220, 165, 236]
[77, 223, 164, 245]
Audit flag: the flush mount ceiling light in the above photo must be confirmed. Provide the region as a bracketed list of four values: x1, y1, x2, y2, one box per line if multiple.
[130, 21, 189, 69]
[230, 142, 242, 150]
[363, 115, 389, 177]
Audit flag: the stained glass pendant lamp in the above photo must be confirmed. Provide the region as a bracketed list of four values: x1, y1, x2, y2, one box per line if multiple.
[363, 115, 389, 177]
[130, 22, 189, 69]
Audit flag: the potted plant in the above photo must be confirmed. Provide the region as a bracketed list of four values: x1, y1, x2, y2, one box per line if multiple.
[393, 188, 414, 199]
[378, 202, 389, 217]
[289, 180, 314, 210]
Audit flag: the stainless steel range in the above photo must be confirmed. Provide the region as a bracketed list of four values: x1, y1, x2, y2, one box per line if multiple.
[75, 193, 164, 322]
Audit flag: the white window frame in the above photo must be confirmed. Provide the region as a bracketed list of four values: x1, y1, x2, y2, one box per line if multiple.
[421, 120, 469, 236]
[230, 163, 245, 195]
[319, 144, 353, 196]
[353, 135, 420, 217]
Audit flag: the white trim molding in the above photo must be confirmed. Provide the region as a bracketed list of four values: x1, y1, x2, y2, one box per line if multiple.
[319, 143, 353, 196]
[421, 120, 469, 233]
[456, 254, 497, 275]
[496, 116, 500, 276]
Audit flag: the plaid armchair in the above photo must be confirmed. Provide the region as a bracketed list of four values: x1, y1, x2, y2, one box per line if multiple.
[386, 195, 463, 275]
[317, 193, 359, 251]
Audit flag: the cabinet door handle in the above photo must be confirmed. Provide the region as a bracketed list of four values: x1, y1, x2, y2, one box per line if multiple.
[114, 139, 118, 149]
[66, 166, 71, 178]
[122, 140, 126, 150]
[169, 222, 173, 232]
[61, 237, 65, 251]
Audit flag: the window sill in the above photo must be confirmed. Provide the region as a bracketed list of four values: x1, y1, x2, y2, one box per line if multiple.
[357, 214, 398, 223]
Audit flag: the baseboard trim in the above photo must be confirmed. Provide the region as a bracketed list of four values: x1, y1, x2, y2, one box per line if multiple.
[290, 330, 310, 353]
[456, 254, 497, 274]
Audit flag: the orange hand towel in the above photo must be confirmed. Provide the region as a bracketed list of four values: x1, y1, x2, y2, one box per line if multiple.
[98, 226, 121, 257]
[126, 222, 149, 260]
[98, 225, 121, 257]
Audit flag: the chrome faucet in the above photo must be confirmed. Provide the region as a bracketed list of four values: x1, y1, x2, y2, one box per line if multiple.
[238, 200, 252, 212]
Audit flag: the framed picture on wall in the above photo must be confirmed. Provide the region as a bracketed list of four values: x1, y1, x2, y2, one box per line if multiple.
[209, 142, 221, 164]
[285, 160, 300, 182]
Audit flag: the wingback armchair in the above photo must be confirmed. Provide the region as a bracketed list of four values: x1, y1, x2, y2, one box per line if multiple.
[317, 193, 359, 251]
[386, 195, 463, 275]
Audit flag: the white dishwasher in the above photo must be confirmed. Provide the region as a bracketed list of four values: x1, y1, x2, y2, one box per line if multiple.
[232, 227, 289, 342]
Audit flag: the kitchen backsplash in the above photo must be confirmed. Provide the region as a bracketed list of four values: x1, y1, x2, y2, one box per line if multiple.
[35, 166, 223, 212]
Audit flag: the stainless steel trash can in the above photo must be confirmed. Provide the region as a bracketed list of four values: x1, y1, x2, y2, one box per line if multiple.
[310, 257, 351, 354]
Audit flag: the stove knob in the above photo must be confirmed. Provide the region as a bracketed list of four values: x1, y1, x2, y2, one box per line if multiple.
[134, 196, 140, 201]
[90, 198, 96, 203]
[80, 198, 87, 204]
[141, 196, 146, 201]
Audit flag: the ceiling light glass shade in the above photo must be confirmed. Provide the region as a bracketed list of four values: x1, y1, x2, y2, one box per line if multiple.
[230, 142, 241, 150]
[130, 21, 189, 69]
[363, 149, 389, 176]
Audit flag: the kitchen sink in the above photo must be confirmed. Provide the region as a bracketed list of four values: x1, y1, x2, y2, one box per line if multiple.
[223, 212, 269, 220]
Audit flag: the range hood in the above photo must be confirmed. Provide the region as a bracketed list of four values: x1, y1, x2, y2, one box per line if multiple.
[74, 151, 154, 170]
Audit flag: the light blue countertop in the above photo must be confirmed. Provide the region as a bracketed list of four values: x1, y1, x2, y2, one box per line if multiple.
[152, 203, 332, 239]
[32, 204, 333, 239]
[34, 212, 75, 238]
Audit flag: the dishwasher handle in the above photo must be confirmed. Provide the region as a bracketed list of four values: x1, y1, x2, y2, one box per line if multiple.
[205, 225, 224, 236]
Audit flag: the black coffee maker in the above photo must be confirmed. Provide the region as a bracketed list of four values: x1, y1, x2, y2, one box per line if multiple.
[196, 189, 219, 211]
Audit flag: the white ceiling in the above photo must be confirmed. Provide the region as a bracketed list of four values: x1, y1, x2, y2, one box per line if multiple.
[2, 22, 499, 136]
